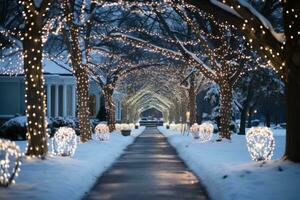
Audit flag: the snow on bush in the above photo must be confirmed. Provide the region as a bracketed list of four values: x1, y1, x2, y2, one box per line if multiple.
[198, 122, 214, 143]
[246, 127, 275, 161]
[52, 127, 77, 157]
[0, 116, 27, 140]
[94, 124, 110, 141]
[0, 139, 21, 187]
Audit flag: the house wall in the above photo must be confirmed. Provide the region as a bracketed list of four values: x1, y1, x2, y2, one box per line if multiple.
[0, 76, 25, 119]
[0, 75, 122, 121]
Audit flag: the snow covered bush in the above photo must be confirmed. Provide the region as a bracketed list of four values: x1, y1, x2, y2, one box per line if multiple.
[0, 139, 21, 187]
[52, 127, 77, 157]
[198, 122, 214, 142]
[49, 117, 79, 137]
[246, 127, 275, 161]
[94, 124, 110, 141]
[0, 116, 27, 140]
[189, 123, 200, 139]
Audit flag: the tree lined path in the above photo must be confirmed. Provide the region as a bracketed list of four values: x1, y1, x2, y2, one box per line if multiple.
[84, 128, 209, 200]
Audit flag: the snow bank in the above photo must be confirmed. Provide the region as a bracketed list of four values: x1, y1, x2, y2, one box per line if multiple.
[0, 127, 145, 200]
[159, 127, 300, 200]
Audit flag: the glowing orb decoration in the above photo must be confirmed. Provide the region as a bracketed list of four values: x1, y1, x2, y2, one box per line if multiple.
[94, 124, 110, 141]
[170, 122, 176, 130]
[190, 123, 200, 139]
[198, 122, 214, 142]
[120, 123, 130, 130]
[246, 127, 275, 161]
[116, 124, 122, 131]
[129, 123, 135, 130]
[52, 127, 77, 157]
[0, 139, 21, 187]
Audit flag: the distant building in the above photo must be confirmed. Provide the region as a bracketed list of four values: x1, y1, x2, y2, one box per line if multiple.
[0, 59, 122, 122]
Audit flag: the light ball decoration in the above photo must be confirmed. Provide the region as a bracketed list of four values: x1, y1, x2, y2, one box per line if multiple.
[52, 127, 77, 157]
[115, 123, 122, 131]
[94, 124, 110, 141]
[129, 123, 135, 130]
[190, 123, 200, 139]
[246, 127, 275, 161]
[121, 123, 130, 130]
[198, 122, 214, 142]
[170, 122, 176, 130]
[0, 139, 21, 187]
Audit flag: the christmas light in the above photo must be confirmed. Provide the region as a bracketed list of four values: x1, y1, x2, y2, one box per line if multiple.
[246, 127, 275, 161]
[198, 122, 214, 143]
[52, 127, 77, 157]
[190, 123, 200, 139]
[0, 139, 21, 187]
[94, 124, 110, 141]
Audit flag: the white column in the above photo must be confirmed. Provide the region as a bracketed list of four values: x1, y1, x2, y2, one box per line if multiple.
[47, 84, 51, 118]
[63, 84, 67, 117]
[55, 84, 59, 117]
[71, 85, 76, 117]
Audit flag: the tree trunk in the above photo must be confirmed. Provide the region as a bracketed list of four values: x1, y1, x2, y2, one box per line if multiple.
[23, 14, 48, 157]
[239, 108, 247, 135]
[63, 3, 91, 142]
[247, 110, 252, 128]
[103, 86, 116, 132]
[75, 65, 91, 142]
[265, 112, 271, 127]
[67, 26, 91, 142]
[283, 1, 300, 162]
[219, 80, 232, 139]
[188, 74, 196, 125]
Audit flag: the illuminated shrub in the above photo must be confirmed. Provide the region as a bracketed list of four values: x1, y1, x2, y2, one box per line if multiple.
[94, 124, 110, 141]
[246, 127, 275, 161]
[190, 123, 200, 139]
[198, 122, 214, 142]
[52, 127, 77, 157]
[0, 139, 21, 187]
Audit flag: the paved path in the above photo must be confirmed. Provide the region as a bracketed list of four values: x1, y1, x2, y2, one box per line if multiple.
[84, 128, 209, 200]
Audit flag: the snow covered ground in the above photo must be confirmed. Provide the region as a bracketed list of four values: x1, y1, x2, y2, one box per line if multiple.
[158, 127, 300, 200]
[0, 127, 145, 200]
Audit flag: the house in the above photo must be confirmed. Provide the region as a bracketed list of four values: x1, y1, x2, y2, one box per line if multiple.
[0, 59, 122, 123]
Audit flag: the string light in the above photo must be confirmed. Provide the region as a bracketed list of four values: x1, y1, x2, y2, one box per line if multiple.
[246, 127, 275, 161]
[0, 139, 21, 187]
[94, 124, 110, 141]
[198, 122, 214, 143]
[52, 127, 77, 157]
[190, 123, 200, 139]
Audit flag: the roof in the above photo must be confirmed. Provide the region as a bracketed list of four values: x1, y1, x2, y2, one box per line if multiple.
[0, 55, 72, 75]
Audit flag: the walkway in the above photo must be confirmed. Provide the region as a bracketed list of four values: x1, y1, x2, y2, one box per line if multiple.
[84, 128, 209, 200]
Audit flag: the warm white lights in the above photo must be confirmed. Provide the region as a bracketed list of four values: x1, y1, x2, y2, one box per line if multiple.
[94, 124, 110, 141]
[0, 139, 21, 187]
[246, 127, 275, 161]
[198, 122, 214, 143]
[190, 123, 200, 139]
[52, 127, 77, 157]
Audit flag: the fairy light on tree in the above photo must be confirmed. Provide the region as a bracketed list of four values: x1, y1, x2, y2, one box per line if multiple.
[60, 0, 92, 142]
[6, 0, 53, 157]
[180, 0, 300, 163]
[108, 7, 263, 140]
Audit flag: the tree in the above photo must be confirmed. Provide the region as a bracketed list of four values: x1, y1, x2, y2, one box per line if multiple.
[58, 0, 94, 141]
[235, 68, 284, 134]
[183, 0, 300, 162]
[0, 0, 52, 157]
